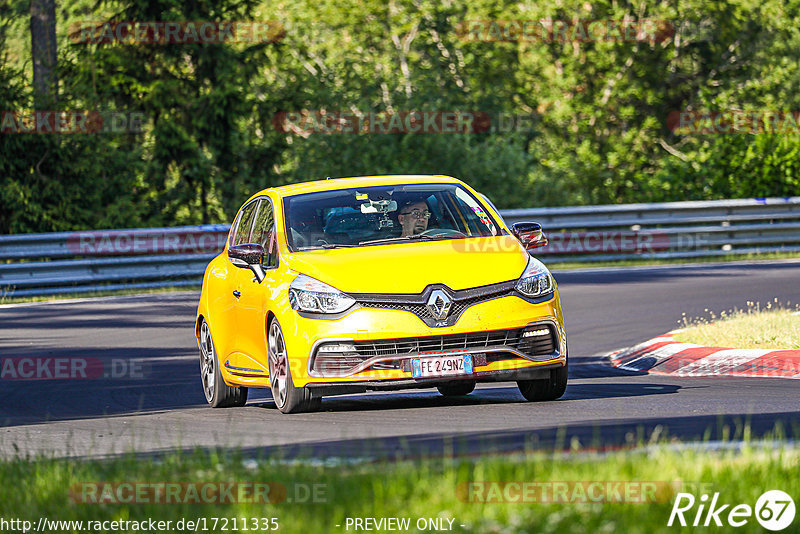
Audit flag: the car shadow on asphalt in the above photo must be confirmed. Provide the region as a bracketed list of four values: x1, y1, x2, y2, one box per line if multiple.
[251, 354, 663, 413]
[254, 382, 680, 413]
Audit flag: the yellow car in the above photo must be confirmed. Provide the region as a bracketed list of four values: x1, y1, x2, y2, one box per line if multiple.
[195, 175, 567, 413]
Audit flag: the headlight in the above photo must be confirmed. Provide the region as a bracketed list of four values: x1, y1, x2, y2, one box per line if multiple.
[515, 256, 555, 298]
[288, 274, 356, 314]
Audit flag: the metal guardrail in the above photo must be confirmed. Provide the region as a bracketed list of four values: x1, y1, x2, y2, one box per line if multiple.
[0, 225, 228, 297]
[1, 197, 799, 297]
[503, 196, 800, 262]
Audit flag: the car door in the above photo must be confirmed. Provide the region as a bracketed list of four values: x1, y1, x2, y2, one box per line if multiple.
[214, 199, 259, 363]
[231, 196, 279, 370]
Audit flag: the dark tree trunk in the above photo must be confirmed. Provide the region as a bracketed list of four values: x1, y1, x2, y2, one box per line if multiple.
[30, 0, 57, 106]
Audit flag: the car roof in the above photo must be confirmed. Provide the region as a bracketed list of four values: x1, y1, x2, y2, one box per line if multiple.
[251, 175, 464, 200]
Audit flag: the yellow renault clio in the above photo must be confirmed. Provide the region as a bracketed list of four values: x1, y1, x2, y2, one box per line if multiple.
[195, 175, 567, 413]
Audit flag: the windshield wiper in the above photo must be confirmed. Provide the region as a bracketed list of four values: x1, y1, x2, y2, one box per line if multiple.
[297, 243, 356, 250]
[358, 234, 440, 246]
[320, 243, 357, 249]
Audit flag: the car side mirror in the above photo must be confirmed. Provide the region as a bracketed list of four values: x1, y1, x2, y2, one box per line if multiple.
[228, 243, 266, 283]
[511, 222, 548, 249]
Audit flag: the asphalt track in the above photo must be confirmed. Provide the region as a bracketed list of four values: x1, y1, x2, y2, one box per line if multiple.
[1, 260, 799, 459]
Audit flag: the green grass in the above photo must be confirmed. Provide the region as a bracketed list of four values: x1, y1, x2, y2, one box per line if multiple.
[2, 444, 798, 533]
[0, 285, 201, 305]
[549, 251, 800, 270]
[674, 300, 800, 349]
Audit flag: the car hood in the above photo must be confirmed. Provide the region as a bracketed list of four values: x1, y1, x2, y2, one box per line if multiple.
[285, 235, 530, 294]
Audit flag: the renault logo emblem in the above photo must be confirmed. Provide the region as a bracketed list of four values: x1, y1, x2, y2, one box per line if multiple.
[426, 289, 452, 320]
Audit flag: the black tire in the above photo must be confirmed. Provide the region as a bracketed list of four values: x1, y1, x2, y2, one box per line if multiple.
[268, 318, 321, 414]
[517, 362, 568, 402]
[199, 318, 248, 408]
[436, 380, 476, 397]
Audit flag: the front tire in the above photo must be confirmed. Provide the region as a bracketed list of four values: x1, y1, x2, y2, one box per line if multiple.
[199, 319, 248, 408]
[268, 318, 321, 414]
[517, 362, 568, 402]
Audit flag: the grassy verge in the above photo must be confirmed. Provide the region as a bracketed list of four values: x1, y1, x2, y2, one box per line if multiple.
[2, 445, 798, 533]
[674, 302, 800, 349]
[549, 251, 800, 270]
[0, 285, 201, 305]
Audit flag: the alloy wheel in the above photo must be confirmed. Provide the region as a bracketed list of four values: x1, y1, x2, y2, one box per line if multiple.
[268, 321, 289, 408]
[199, 321, 216, 403]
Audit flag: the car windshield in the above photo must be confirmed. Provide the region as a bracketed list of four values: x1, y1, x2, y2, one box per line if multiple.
[284, 183, 500, 251]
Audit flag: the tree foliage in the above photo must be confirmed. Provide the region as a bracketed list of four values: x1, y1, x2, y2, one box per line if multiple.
[1, 0, 799, 233]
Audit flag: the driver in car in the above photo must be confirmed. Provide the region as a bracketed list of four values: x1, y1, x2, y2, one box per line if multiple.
[397, 200, 432, 236]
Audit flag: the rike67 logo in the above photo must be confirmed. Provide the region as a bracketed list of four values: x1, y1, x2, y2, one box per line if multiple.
[668, 490, 795, 530]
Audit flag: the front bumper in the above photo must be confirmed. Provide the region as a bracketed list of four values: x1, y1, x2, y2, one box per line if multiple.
[304, 362, 563, 396]
[279, 291, 567, 388]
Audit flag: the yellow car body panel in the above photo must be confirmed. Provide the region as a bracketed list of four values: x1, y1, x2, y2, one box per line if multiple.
[278, 290, 566, 387]
[195, 175, 567, 402]
[286, 235, 527, 294]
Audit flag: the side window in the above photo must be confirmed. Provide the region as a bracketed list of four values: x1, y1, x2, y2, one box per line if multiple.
[479, 192, 507, 230]
[251, 197, 278, 268]
[231, 201, 259, 246]
[455, 188, 497, 236]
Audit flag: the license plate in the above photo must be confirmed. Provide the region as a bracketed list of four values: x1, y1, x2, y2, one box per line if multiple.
[411, 354, 474, 378]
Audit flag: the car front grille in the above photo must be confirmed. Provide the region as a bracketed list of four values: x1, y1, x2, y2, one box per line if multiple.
[310, 324, 559, 376]
[353, 329, 523, 357]
[351, 281, 517, 328]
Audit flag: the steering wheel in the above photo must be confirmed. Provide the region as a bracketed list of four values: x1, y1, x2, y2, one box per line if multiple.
[420, 228, 467, 238]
